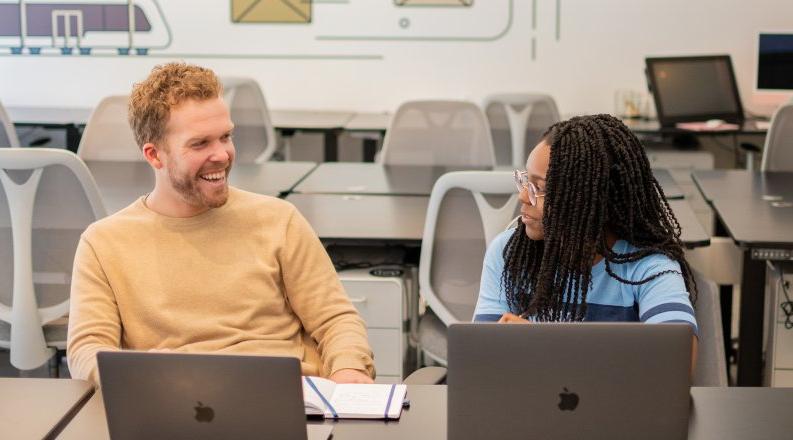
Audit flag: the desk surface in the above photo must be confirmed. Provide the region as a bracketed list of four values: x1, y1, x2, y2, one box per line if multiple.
[711, 198, 793, 248]
[668, 199, 711, 248]
[653, 168, 683, 200]
[293, 163, 491, 196]
[623, 118, 768, 135]
[59, 385, 793, 440]
[7, 106, 93, 126]
[287, 193, 428, 243]
[270, 110, 356, 130]
[86, 161, 317, 214]
[344, 113, 391, 132]
[692, 170, 793, 202]
[0, 378, 93, 440]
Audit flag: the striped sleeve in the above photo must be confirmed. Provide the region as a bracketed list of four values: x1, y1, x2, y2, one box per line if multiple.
[634, 257, 699, 336]
[473, 229, 513, 322]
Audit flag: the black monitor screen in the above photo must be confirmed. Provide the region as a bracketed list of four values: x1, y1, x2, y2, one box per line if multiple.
[758, 33, 793, 90]
[646, 56, 743, 125]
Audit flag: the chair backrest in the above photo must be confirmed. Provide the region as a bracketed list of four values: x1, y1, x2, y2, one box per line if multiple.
[0, 148, 106, 370]
[0, 100, 21, 148]
[483, 93, 560, 168]
[77, 95, 142, 161]
[221, 77, 277, 163]
[761, 102, 793, 172]
[419, 171, 519, 326]
[379, 100, 496, 167]
[691, 269, 728, 387]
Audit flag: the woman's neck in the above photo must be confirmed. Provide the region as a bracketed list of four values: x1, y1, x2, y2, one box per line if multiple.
[592, 231, 619, 266]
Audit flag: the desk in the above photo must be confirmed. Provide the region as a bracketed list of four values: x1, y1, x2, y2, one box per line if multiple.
[286, 193, 428, 244]
[293, 163, 490, 196]
[0, 378, 93, 439]
[7, 106, 93, 152]
[59, 386, 793, 440]
[86, 161, 317, 214]
[653, 168, 684, 200]
[270, 110, 355, 162]
[692, 170, 793, 386]
[623, 119, 768, 135]
[668, 199, 710, 248]
[344, 113, 391, 162]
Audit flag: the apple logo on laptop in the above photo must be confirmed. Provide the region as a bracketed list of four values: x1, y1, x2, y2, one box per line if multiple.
[557, 388, 579, 411]
[194, 401, 215, 422]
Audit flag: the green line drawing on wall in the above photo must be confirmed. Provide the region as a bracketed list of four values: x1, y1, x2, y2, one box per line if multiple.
[318, 0, 513, 42]
[231, 0, 312, 24]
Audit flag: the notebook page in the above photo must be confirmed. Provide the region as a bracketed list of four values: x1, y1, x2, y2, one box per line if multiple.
[302, 376, 337, 415]
[330, 384, 407, 419]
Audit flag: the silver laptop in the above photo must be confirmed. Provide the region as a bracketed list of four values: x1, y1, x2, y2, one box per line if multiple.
[448, 323, 693, 440]
[97, 352, 333, 440]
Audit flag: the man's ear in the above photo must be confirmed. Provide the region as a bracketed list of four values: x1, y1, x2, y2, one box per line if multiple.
[142, 142, 164, 169]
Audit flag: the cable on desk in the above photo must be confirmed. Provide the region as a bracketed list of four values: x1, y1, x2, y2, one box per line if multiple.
[768, 261, 793, 330]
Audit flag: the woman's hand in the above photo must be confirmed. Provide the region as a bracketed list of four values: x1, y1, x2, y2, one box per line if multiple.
[498, 313, 530, 324]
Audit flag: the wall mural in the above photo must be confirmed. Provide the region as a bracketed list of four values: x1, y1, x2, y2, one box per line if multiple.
[0, 0, 560, 60]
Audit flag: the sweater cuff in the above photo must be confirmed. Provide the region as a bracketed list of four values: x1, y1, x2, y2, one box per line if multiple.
[327, 354, 376, 378]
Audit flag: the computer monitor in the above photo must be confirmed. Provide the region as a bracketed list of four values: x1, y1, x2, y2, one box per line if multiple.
[645, 55, 744, 126]
[756, 32, 793, 92]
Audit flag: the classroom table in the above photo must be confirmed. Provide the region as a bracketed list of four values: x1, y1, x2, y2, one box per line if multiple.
[623, 118, 769, 135]
[344, 113, 391, 162]
[286, 193, 707, 248]
[270, 110, 356, 162]
[286, 193, 428, 245]
[86, 161, 317, 214]
[692, 170, 793, 386]
[57, 385, 793, 440]
[0, 378, 93, 440]
[7, 106, 93, 152]
[292, 163, 684, 199]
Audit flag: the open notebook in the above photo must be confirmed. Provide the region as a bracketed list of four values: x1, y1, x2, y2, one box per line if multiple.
[302, 376, 408, 419]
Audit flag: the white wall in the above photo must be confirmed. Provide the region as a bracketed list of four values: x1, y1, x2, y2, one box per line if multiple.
[1, 0, 791, 115]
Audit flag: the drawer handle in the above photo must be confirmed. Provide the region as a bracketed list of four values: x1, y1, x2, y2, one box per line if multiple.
[349, 296, 368, 304]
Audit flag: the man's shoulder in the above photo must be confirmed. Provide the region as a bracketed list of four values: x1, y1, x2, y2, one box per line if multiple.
[82, 198, 149, 242]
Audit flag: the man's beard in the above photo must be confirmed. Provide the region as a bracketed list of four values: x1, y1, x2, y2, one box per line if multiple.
[167, 162, 230, 210]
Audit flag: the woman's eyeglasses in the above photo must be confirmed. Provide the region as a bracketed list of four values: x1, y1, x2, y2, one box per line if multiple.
[513, 170, 546, 206]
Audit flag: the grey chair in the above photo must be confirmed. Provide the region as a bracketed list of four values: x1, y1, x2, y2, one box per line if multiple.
[760, 102, 793, 172]
[0, 148, 106, 372]
[0, 100, 21, 148]
[416, 171, 519, 366]
[220, 77, 277, 163]
[691, 269, 729, 387]
[379, 100, 496, 167]
[483, 93, 560, 168]
[77, 95, 142, 161]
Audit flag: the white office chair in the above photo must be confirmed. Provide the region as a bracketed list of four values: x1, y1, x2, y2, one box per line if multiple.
[77, 95, 142, 161]
[0, 100, 21, 148]
[0, 148, 106, 371]
[760, 102, 793, 172]
[691, 269, 729, 387]
[221, 77, 277, 163]
[483, 93, 560, 168]
[416, 171, 519, 365]
[378, 100, 496, 167]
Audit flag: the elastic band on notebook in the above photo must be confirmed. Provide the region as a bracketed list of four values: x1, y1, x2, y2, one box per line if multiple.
[305, 377, 338, 419]
[384, 384, 396, 419]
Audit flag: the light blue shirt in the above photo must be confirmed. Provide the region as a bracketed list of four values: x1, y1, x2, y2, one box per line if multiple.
[474, 229, 698, 335]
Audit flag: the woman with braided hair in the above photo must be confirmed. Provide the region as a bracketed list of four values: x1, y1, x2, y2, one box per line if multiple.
[474, 114, 698, 345]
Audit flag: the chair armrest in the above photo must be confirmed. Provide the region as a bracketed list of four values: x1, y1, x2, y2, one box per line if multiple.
[403, 366, 447, 385]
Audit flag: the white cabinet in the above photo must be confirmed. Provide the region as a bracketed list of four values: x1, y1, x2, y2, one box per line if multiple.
[764, 263, 793, 387]
[339, 266, 409, 384]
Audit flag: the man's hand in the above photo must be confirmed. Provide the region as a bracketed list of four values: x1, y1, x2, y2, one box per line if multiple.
[498, 313, 530, 324]
[329, 368, 374, 384]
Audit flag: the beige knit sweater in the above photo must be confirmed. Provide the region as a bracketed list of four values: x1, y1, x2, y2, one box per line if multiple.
[67, 187, 374, 385]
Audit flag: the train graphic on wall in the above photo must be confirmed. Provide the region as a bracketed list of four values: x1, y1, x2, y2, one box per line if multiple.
[0, 0, 171, 55]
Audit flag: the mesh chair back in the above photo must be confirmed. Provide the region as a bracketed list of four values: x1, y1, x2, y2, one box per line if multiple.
[761, 103, 793, 172]
[0, 101, 21, 148]
[691, 269, 728, 386]
[77, 95, 141, 161]
[0, 148, 105, 370]
[484, 93, 560, 168]
[420, 171, 519, 325]
[379, 100, 496, 167]
[221, 77, 277, 163]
